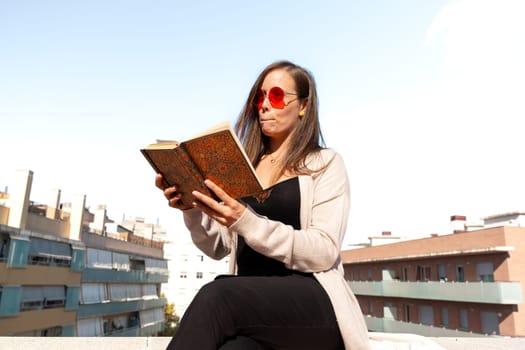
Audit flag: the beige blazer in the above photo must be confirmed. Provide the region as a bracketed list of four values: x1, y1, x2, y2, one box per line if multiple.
[183, 148, 371, 350]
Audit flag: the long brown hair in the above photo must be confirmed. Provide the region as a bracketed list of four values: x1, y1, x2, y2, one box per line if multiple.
[234, 61, 326, 180]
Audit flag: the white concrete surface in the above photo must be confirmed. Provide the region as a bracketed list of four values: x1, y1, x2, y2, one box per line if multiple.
[0, 336, 523, 350]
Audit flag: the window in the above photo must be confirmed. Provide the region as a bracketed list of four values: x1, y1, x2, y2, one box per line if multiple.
[145, 258, 169, 275]
[456, 265, 465, 282]
[441, 307, 449, 326]
[129, 258, 145, 271]
[28, 238, 71, 267]
[402, 267, 408, 281]
[459, 308, 469, 329]
[0, 236, 9, 261]
[20, 286, 66, 311]
[17, 326, 62, 336]
[196, 272, 203, 279]
[180, 272, 187, 279]
[418, 305, 434, 325]
[437, 264, 447, 281]
[77, 317, 103, 336]
[108, 284, 141, 301]
[481, 311, 499, 335]
[128, 312, 140, 328]
[81, 283, 107, 304]
[107, 315, 128, 333]
[142, 284, 159, 300]
[44, 298, 65, 308]
[416, 265, 431, 281]
[113, 252, 130, 271]
[86, 248, 112, 269]
[477, 262, 495, 282]
[404, 304, 410, 322]
[140, 307, 164, 327]
[41, 326, 62, 336]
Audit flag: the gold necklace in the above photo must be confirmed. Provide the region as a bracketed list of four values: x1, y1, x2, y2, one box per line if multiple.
[267, 151, 282, 164]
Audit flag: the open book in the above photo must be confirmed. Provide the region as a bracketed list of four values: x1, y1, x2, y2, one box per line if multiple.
[141, 121, 264, 207]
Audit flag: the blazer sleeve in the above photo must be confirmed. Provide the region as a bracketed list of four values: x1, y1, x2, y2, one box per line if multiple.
[182, 208, 232, 260]
[228, 149, 350, 272]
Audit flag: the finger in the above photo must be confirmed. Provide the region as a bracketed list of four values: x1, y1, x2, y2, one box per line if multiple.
[191, 189, 219, 209]
[168, 194, 195, 210]
[203, 179, 234, 204]
[164, 186, 178, 200]
[168, 191, 182, 203]
[155, 174, 166, 189]
[193, 200, 227, 225]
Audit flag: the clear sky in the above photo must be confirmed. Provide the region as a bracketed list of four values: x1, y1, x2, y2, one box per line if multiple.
[1, 0, 524, 245]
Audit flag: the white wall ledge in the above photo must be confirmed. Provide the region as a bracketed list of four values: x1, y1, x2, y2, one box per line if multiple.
[0, 336, 524, 350]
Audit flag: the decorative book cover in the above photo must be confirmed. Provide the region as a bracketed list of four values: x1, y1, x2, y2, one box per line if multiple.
[141, 122, 264, 207]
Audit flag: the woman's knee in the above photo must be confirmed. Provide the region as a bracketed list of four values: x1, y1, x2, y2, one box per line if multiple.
[192, 278, 237, 308]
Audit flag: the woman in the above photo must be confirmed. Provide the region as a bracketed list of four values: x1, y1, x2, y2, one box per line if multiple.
[157, 60, 371, 350]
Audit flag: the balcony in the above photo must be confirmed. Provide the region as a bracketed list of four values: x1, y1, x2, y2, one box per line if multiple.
[365, 315, 479, 337]
[349, 280, 523, 304]
[102, 322, 164, 337]
[77, 298, 166, 319]
[82, 268, 169, 284]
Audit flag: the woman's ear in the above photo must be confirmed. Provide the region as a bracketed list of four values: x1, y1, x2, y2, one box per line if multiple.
[299, 99, 308, 116]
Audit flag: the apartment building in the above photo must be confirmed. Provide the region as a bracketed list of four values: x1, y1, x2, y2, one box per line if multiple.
[0, 169, 168, 336]
[162, 239, 229, 317]
[342, 215, 525, 337]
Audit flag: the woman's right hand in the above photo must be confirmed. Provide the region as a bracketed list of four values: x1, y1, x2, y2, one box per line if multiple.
[155, 174, 195, 211]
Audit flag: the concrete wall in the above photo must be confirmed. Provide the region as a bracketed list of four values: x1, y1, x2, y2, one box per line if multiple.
[81, 232, 164, 259]
[0, 206, 9, 225]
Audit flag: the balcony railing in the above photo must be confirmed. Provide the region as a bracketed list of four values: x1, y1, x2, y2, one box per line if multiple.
[77, 298, 166, 319]
[81, 268, 169, 284]
[348, 280, 523, 304]
[364, 315, 489, 337]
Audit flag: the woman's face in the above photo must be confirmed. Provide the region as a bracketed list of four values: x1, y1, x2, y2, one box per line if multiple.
[257, 69, 305, 143]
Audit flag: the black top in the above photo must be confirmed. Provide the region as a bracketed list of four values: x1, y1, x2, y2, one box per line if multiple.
[237, 177, 311, 277]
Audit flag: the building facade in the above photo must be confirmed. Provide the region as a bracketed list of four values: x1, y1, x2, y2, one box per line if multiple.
[0, 169, 168, 336]
[162, 240, 229, 318]
[342, 215, 525, 337]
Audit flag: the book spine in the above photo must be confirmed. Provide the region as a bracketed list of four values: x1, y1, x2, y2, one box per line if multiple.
[140, 149, 170, 188]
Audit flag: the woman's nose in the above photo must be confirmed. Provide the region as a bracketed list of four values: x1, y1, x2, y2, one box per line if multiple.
[260, 95, 271, 111]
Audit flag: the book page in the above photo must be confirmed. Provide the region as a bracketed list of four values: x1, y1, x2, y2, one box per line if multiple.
[144, 140, 180, 150]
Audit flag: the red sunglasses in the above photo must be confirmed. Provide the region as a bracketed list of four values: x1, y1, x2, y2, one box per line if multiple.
[254, 86, 297, 110]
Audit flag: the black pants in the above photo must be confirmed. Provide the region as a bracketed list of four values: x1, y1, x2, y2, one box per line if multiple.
[166, 274, 344, 350]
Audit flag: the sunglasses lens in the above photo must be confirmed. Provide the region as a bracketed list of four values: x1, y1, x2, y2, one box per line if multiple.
[268, 87, 285, 109]
[254, 87, 287, 110]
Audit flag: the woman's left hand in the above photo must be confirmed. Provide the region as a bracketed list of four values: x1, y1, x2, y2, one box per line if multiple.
[192, 179, 246, 227]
